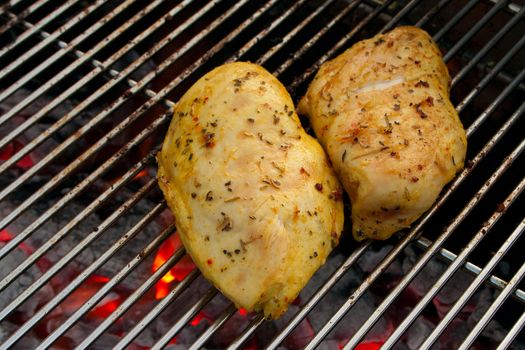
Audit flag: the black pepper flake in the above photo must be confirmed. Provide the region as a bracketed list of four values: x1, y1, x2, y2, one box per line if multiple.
[247, 118, 255, 123]
[189, 153, 193, 160]
[273, 115, 280, 124]
[235, 249, 241, 254]
[287, 111, 293, 116]
[374, 38, 385, 45]
[342, 149, 347, 163]
[415, 103, 428, 119]
[280, 129, 286, 135]
[393, 93, 399, 99]
[315, 183, 323, 192]
[225, 180, 231, 186]
[249, 215, 256, 220]
[205, 235, 210, 241]
[313, 251, 318, 258]
[210, 121, 218, 127]
[415, 80, 429, 88]
[411, 176, 419, 183]
[425, 96, 434, 106]
[191, 192, 197, 198]
[451, 156, 456, 166]
[206, 191, 213, 201]
[218, 213, 233, 231]
[393, 103, 400, 111]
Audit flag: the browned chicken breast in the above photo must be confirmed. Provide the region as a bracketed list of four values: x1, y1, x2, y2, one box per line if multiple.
[157, 62, 344, 319]
[298, 26, 467, 241]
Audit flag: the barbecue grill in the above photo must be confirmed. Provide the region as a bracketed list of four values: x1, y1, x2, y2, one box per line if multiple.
[0, 0, 524, 348]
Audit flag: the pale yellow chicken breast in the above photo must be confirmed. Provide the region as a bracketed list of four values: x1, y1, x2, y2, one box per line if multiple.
[298, 26, 467, 241]
[157, 62, 344, 319]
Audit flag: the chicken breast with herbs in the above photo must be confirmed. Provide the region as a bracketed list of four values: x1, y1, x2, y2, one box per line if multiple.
[298, 26, 466, 241]
[157, 62, 344, 319]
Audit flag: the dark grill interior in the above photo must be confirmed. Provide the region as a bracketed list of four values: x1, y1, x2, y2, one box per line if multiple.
[0, 0, 524, 349]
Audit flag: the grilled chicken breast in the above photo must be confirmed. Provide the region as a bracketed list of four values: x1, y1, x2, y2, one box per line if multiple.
[157, 62, 344, 319]
[298, 26, 467, 241]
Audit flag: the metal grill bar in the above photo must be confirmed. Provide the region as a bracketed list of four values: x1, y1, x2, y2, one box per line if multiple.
[0, 0, 256, 203]
[272, 0, 362, 77]
[0, 164, 157, 321]
[188, 304, 237, 350]
[2, 0, 287, 345]
[443, 0, 507, 62]
[460, 221, 525, 349]
[377, 100, 525, 347]
[415, 236, 525, 303]
[451, 5, 525, 88]
[35, 224, 178, 350]
[223, 0, 306, 64]
[115, 268, 201, 349]
[226, 0, 495, 344]
[227, 314, 265, 350]
[432, 0, 480, 42]
[0, 112, 169, 259]
[421, 217, 525, 349]
[379, 0, 423, 33]
[340, 137, 525, 350]
[0, 146, 158, 294]
[0, 0, 105, 80]
[0, 0, 523, 348]
[289, 0, 395, 90]
[499, 308, 525, 349]
[151, 287, 219, 350]
[0, 0, 208, 174]
[0, 0, 52, 35]
[0, 177, 155, 317]
[255, 0, 338, 65]
[0, 202, 168, 348]
[76, 247, 190, 350]
[382, 167, 525, 348]
[0, 0, 138, 109]
[0, 0, 80, 58]
[264, 243, 371, 350]
[312, 68, 525, 349]
[415, 0, 452, 27]
[0, 0, 166, 144]
[456, 36, 525, 113]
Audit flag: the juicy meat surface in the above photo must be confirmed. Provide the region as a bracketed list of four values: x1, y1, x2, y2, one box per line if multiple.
[298, 26, 467, 241]
[157, 62, 344, 319]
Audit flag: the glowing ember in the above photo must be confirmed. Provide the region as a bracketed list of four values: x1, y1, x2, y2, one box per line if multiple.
[190, 311, 212, 326]
[0, 141, 34, 169]
[152, 233, 195, 299]
[60, 274, 124, 320]
[339, 341, 383, 350]
[239, 308, 248, 316]
[0, 229, 52, 271]
[133, 169, 149, 181]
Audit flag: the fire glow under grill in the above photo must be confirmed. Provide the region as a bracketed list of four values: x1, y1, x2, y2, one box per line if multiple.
[0, 0, 524, 349]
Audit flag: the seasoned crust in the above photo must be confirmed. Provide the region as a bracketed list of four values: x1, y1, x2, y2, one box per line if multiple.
[299, 27, 467, 241]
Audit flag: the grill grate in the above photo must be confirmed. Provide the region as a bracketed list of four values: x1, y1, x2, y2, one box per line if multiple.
[0, 0, 524, 349]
